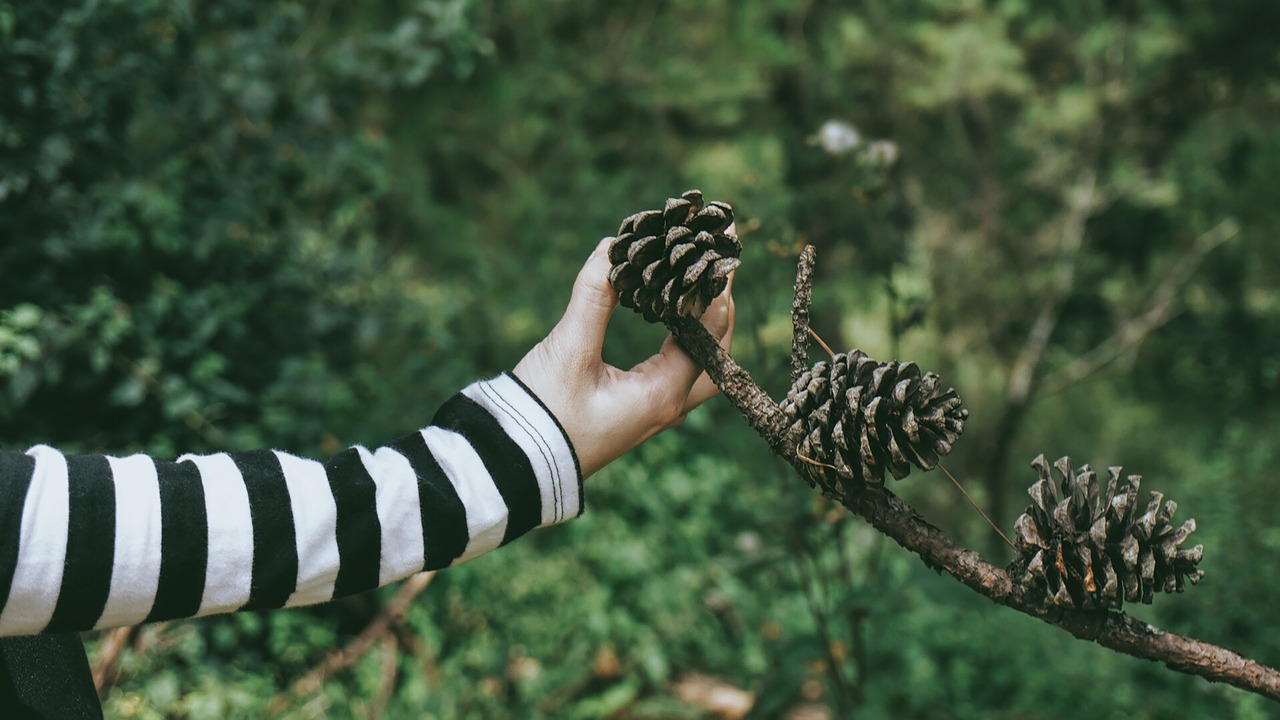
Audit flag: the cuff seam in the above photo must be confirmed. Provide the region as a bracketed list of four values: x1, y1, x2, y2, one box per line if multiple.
[501, 371, 585, 516]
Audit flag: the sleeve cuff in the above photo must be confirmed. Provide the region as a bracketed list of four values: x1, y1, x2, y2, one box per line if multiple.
[458, 373, 584, 524]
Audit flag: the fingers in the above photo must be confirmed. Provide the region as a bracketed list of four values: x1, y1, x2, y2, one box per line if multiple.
[550, 237, 619, 356]
[591, 237, 737, 431]
[633, 273, 738, 424]
[681, 277, 736, 413]
[645, 333, 704, 404]
[701, 272, 735, 343]
[681, 375, 719, 417]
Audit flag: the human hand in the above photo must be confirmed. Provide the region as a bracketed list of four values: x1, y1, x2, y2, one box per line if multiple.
[513, 236, 735, 478]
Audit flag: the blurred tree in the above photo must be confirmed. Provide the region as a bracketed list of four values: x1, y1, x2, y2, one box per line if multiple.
[774, 0, 1277, 554]
[0, 0, 496, 456]
[3, 0, 1279, 717]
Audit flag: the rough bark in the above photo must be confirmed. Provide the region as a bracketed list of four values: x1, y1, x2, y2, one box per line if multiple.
[663, 249, 1280, 704]
[667, 317, 790, 455]
[791, 245, 816, 383]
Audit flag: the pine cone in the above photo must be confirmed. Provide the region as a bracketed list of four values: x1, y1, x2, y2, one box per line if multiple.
[780, 350, 967, 489]
[607, 190, 741, 323]
[1010, 455, 1205, 611]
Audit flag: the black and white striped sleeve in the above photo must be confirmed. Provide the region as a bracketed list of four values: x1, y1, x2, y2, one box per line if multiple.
[0, 373, 582, 636]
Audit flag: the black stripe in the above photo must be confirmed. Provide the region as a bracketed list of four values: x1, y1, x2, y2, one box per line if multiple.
[478, 382, 561, 521]
[45, 455, 116, 633]
[0, 451, 37, 616]
[233, 451, 299, 610]
[433, 394, 541, 545]
[324, 448, 381, 598]
[388, 432, 469, 570]
[504, 371, 584, 517]
[146, 458, 208, 622]
[0, 632, 103, 718]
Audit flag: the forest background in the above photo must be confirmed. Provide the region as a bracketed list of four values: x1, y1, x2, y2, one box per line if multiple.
[3, 1, 1280, 718]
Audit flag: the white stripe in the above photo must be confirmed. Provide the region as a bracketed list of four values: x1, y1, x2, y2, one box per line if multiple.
[421, 427, 508, 565]
[356, 445, 426, 586]
[183, 453, 254, 616]
[466, 376, 580, 523]
[275, 451, 341, 608]
[465, 381, 558, 523]
[0, 445, 70, 634]
[95, 454, 163, 629]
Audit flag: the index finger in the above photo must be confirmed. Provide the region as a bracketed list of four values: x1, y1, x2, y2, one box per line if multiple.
[550, 237, 619, 355]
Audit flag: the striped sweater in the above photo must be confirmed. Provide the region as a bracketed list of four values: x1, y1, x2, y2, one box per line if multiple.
[0, 373, 582, 636]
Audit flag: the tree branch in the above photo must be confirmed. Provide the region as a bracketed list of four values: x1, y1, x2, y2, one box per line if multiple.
[979, 167, 1104, 541]
[91, 625, 139, 698]
[266, 571, 437, 716]
[665, 284, 1280, 703]
[1040, 218, 1239, 396]
[1006, 168, 1101, 407]
[666, 318, 790, 455]
[367, 634, 399, 720]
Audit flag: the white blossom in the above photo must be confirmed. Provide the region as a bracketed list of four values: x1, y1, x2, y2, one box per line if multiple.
[865, 139, 901, 167]
[817, 120, 861, 155]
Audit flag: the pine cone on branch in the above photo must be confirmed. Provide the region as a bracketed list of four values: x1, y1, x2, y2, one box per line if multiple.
[780, 350, 967, 491]
[1010, 455, 1205, 611]
[607, 190, 741, 323]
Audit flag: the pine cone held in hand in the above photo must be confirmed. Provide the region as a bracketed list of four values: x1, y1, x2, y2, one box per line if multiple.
[1010, 455, 1204, 611]
[607, 190, 741, 323]
[781, 350, 967, 489]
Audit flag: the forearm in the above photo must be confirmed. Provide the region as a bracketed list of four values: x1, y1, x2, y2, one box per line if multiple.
[0, 373, 581, 636]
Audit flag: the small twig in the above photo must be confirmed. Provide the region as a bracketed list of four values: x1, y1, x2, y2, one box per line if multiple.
[807, 327, 837, 360]
[794, 544, 856, 716]
[939, 464, 1016, 552]
[367, 634, 399, 720]
[91, 625, 139, 698]
[267, 571, 436, 716]
[797, 454, 839, 471]
[848, 605, 868, 705]
[114, 352, 226, 446]
[1040, 218, 1238, 396]
[1005, 167, 1100, 408]
[792, 245, 817, 381]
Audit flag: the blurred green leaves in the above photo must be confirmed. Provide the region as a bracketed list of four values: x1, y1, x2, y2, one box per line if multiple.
[7, 0, 1280, 717]
[903, 12, 1030, 109]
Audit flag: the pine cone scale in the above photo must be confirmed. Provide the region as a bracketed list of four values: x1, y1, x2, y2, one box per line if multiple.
[1010, 454, 1204, 610]
[782, 350, 968, 488]
[607, 190, 740, 322]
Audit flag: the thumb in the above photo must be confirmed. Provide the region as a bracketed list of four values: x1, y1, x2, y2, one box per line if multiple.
[678, 273, 735, 415]
[549, 237, 619, 354]
[700, 272, 735, 343]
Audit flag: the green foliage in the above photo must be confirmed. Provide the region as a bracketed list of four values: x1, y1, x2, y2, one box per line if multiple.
[8, 0, 1280, 717]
